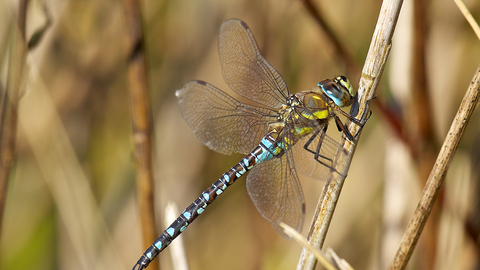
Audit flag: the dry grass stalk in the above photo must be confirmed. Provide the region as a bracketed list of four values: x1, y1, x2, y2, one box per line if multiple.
[297, 0, 405, 269]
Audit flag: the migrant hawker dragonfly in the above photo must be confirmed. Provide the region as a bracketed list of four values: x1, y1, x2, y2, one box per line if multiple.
[132, 18, 363, 270]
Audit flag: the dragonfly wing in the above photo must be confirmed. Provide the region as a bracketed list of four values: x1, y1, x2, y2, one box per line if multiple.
[176, 80, 277, 155]
[219, 19, 289, 109]
[246, 152, 305, 238]
[293, 129, 352, 180]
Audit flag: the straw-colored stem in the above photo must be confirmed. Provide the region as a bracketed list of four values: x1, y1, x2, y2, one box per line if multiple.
[297, 0, 404, 269]
[388, 65, 480, 270]
[0, 0, 29, 237]
[454, 0, 480, 41]
[301, 0, 415, 156]
[123, 1, 158, 268]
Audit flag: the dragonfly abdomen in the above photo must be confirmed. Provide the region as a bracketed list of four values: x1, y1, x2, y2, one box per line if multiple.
[133, 133, 282, 270]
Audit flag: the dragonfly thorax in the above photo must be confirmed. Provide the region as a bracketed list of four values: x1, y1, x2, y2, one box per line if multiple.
[293, 91, 331, 121]
[276, 95, 301, 123]
[285, 94, 301, 106]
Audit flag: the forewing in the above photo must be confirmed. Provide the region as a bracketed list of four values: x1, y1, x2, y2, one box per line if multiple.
[176, 80, 277, 155]
[219, 19, 289, 109]
[246, 153, 305, 238]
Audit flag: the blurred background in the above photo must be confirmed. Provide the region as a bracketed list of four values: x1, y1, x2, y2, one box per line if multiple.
[1, 0, 480, 269]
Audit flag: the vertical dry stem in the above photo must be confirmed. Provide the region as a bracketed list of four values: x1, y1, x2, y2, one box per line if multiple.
[388, 66, 480, 270]
[297, 0, 404, 269]
[123, 1, 157, 268]
[411, 0, 438, 267]
[0, 0, 29, 236]
[301, 0, 412, 155]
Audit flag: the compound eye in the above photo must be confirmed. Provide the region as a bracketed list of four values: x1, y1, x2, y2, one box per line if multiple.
[324, 84, 343, 100]
[335, 76, 356, 97]
[318, 81, 343, 99]
[318, 76, 355, 107]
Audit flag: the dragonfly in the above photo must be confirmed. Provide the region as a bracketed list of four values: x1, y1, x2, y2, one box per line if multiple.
[132, 18, 364, 270]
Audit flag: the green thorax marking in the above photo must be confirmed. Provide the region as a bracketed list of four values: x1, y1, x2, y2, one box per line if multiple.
[267, 91, 333, 150]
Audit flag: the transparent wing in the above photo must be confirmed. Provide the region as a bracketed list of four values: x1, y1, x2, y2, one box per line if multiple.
[292, 130, 351, 180]
[219, 19, 289, 109]
[176, 80, 278, 155]
[246, 151, 305, 238]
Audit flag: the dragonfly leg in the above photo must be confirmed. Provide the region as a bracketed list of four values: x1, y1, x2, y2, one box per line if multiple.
[303, 129, 322, 157]
[303, 127, 334, 168]
[313, 127, 327, 162]
[362, 96, 376, 121]
[338, 95, 376, 129]
[334, 115, 356, 141]
[336, 101, 374, 141]
[337, 109, 363, 126]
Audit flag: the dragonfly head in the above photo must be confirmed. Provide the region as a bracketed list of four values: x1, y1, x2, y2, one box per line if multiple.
[318, 76, 356, 107]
